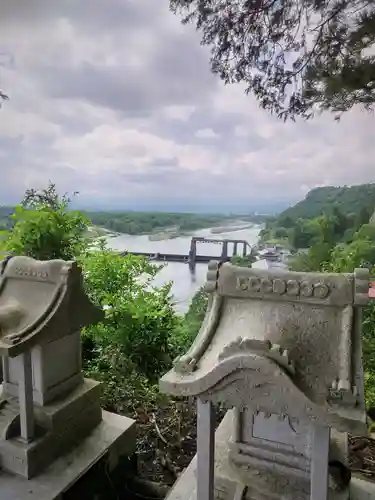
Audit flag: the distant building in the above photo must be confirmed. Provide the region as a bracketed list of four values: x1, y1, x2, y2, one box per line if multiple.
[258, 249, 280, 261]
[252, 259, 288, 271]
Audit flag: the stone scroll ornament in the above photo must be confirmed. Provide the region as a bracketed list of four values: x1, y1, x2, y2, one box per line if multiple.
[0, 256, 104, 357]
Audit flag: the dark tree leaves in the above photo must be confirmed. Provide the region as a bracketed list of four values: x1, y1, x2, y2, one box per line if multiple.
[170, 0, 375, 120]
[22, 182, 79, 211]
[0, 90, 8, 106]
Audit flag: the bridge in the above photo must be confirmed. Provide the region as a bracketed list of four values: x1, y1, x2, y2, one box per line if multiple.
[121, 236, 252, 270]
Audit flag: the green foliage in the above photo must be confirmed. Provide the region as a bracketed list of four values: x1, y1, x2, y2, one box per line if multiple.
[3, 206, 89, 260]
[1, 203, 267, 238]
[0, 183, 215, 424]
[290, 245, 331, 273]
[170, 0, 375, 119]
[363, 303, 375, 409]
[0, 90, 8, 106]
[279, 184, 375, 222]
[0, 184, 89, 260]
[171, 287, 209, 359]
[325, 240, 375, 273]
[84, 341, 161, 415]
[79, 244, 180, 409]
[85, 210, 263, 236]
[355, 224, 375, 241]
[81, 247, 178, 379]
[0, 206, 13, 230]
[231, 253, 257, 268]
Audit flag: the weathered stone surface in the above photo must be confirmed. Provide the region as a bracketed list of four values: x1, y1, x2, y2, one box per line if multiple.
[161, 263, 370, 500]
[166, 410, 371, 500]
[0, 256, 103, 357]
[161, 264, 368, 433]
[0, 256, 133, 487]
[0, 410, 136, 500]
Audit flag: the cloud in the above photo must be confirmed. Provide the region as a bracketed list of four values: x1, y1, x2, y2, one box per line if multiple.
[195, 128, 219, 140]
[0, 0, 373, 211]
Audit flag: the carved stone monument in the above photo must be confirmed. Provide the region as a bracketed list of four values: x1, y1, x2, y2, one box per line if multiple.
[160, 262, 370, 500]
[0, 256, 136, 499]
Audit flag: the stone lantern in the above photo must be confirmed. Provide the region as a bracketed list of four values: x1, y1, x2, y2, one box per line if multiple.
[0, 256, 105, 479]
[160, 262, 370, 500]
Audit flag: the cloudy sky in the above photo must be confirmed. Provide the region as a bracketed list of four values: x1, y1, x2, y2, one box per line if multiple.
[0, 0, 374, 212]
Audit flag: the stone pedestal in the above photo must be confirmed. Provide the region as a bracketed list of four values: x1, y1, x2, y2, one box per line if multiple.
[0, 378, 102, 478]
[167, 411, 373, 500]
[229, 411, 349, 500]
[0, 410, 136, 500]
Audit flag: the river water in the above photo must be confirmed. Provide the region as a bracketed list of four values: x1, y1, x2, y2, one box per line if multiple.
[106, 226, 260, 314]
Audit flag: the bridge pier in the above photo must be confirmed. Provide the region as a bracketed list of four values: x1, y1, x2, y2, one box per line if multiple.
[188, 238, 197, 272]
[122, 237, 251, 266]
[242, 242, 247, 257]
[221, 241, 228, 261]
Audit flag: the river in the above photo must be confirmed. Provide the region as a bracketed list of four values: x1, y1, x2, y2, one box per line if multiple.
[106, 225, 260, 314]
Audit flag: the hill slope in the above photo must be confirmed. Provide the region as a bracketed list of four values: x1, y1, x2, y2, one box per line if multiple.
[0, 206, 14, 230]
[279, 184, 375, 221]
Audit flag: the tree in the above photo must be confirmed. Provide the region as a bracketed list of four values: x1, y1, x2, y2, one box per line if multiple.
[1, 182, 88, 260]
[0, 90, 8, 105]
[170, 0, 375, 119]
[80, 245, 178, 384]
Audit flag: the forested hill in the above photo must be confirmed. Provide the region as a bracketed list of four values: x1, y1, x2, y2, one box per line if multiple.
[84, 211, 265, 235]
[0, 205, 266, 235]
[279, 184, 375, 222]
[0, 206, 13, 230]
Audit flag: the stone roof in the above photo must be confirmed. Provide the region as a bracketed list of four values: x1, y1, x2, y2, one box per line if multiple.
[160, 262, 369, 435]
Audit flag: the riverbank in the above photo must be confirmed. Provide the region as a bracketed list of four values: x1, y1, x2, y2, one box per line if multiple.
[89, 219, 259, 243]
[106, 224, 261, 313]
[86, 225, 121, 238]
[85, 210, 265, 237]
[210, 222, 256, 234]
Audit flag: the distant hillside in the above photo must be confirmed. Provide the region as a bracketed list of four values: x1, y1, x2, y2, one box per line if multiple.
[0, 206, 267, 236]
[0, 206, 13, 230]
[279, 184, 375, 221]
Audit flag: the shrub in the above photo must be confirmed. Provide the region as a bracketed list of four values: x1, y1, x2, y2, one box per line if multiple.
[171, 287, 209, 358]
[80, 245, 178, 383]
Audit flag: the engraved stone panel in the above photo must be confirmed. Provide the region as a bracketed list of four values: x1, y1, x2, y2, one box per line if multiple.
[251, 413, 310, 451]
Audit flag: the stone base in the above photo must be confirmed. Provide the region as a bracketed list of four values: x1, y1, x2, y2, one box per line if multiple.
[0, 378, 102, 478]
[0, 410, 136, 500]
[166, 410, 373, 500]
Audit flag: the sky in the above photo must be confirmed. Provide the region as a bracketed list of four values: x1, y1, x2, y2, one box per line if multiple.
[0, 0, 374, 213]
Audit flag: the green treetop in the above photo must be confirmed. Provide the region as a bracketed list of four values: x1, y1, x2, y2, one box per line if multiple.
[170, 0, 375, 120]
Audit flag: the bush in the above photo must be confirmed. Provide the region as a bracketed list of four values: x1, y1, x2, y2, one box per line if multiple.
[0, 183, 181, 415]
[363, 302, 375, 408]
[80, 245, 178, 384]
[1, 184, 89, 260]
[171, 287, 209, 359]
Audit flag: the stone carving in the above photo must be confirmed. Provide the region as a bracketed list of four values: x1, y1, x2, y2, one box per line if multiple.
[218, 337, 295, 375]
[0, 256, 103, 355]
[160, 263, 370, 500]
[328, 379, 358, 407]
[354, 267, 370, 305]
[174, 261, 223, 374]
[237, 276, 331, 299]
[0, 256, 105, 479]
